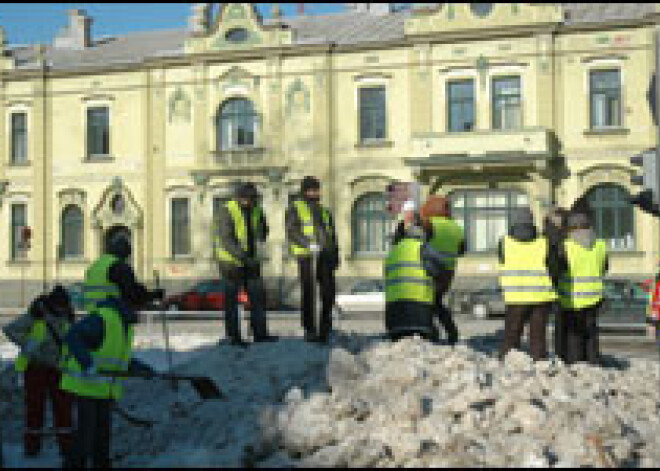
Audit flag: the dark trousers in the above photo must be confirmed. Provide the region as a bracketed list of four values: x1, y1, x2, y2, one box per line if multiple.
[434, 273, 459, 345]
[23, 364, 73, 457]
[223, 268, 269, 341]
[500, 302, 553, 361]
[66, 396, 112, 469]
[298, 255, 336, 339]
[562, 303, 601, 365]
[552, 302, 566, 359]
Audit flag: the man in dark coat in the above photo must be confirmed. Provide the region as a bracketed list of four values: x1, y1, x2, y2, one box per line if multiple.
[214, 182, 276, 346]
[285, 176, 340, 343]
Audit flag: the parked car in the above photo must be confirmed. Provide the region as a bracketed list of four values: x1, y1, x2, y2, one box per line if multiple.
[465, 286, 506, 319]
[164, 279, 249, 311]
[335, 279, 385, 315]
[600, 279, 648, 327]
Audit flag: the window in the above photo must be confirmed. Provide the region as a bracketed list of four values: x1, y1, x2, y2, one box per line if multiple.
[585, 184, 634, 251]
[11, 112, 27, 165]
[450, 190, 529, 253]
[217, 98, 258, 150]
[87, 106, 110, 157]
[492, 76, 522, 130]
[448, 80, 475, 132]
[171, 198, 191, 257]
[225, 28, 249, 43]
[61, 205, 84, 259]
[352, 193, 396, 254]
[10, 203, 27, 260]
[471, 3, 493, 17]
[359, 86, 387, 141]
[590, 69, 621, 128]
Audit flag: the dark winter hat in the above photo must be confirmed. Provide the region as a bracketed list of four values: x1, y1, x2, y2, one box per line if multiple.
[301, 176, 321, 193]
[510, 207, 534, 226]
[49, 284, 70, 308]
[107, 233, 131, 260]
[236, 182, 259, 200]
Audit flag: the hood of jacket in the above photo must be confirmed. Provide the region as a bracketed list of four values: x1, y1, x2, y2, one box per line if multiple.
[508, 223, 537, 242]
[568, 228, 596, 249]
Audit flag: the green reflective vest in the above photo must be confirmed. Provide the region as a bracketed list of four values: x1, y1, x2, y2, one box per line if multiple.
[289, 200, 334, 257]
[214, 200, 264, 266]
[15, 319, 70, 372]
[558, 238, 607, 310]
[60, 306, 134, 400]
[499, 236, 557, 305]
[83, 254, 121, 312]
[429, 216, 464, 270]
[385, 238, 434, 305]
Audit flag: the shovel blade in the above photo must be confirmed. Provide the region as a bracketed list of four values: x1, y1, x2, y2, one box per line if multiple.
[190, 377, 224, 400]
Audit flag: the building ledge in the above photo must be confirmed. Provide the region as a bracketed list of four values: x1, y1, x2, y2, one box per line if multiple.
[583, 127, 630, 136]
[348, 252, 386, 261]
[58, 258, 89, 265]
[355, 139, 393, 149]
[7, 161, 31, 168]
[84, 155, 115, 163]
[6, 260, 30, 266]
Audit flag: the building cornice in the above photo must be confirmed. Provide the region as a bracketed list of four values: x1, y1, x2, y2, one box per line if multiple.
[0, 16, 658, 82]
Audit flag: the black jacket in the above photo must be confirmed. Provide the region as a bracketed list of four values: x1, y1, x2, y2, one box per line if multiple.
[285, 196, 339, 268]
[215, 201, 269, 272]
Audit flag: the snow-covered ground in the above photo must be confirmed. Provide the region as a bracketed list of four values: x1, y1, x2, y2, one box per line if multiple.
[1, 321, 659, 468]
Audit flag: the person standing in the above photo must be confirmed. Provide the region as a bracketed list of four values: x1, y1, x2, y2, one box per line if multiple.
[557, 208, 609, 365]
[542, 206, 569, 360]
[498, 207, 558, 361]
[285, 176, 340, 343]
[215, 182, 277, 347]
[60, 234, 164, 468]
[421, 195, 465, 346]
[2, 285, 75, 462]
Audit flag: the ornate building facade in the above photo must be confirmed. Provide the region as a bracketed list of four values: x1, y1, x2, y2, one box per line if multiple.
[0, 3, 659, 306]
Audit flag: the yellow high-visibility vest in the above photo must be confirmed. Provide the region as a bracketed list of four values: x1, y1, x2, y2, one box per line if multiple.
[558, 239, 607, 310]
[499, 236, 557, 304]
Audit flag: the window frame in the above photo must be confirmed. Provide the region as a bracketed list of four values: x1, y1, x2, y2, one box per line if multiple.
[447, 79, 476, 133]
[10, 202, 28, 261]
[85, 105, 111, 159]
[170, 197, 192, 258]
[358, 85, 388, 142]
[216, 97, 259, 151]
[351, 192, 396, 256]
[584, 183, 635, 252]
[60, 204, 85, 261]
[10, 111, 28, 165]
[589, 68, 622, 129]
[491, 75, 523, 131]
[449, 189, 529, 254]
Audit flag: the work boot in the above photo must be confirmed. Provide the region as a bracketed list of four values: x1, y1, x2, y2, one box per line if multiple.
[229, 337, 249, 348]
[304, 331, 319, 343]
[254, 334, 278, 343]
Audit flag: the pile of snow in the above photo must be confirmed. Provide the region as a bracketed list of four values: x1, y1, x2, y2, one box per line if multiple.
[3, 331, 660, 468]
[274, 337, 660, 467]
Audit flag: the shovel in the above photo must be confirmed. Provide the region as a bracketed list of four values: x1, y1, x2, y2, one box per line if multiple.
[100, 370, 224, 401]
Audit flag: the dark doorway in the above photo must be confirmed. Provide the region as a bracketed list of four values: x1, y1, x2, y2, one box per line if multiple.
[104, 225, 132, 264]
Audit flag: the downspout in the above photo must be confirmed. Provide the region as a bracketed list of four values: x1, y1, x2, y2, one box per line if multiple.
[41, 47, 48, 292]
[328, 43, 336, 212]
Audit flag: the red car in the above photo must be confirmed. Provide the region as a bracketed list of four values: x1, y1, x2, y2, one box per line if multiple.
[164, 279, 250, 311]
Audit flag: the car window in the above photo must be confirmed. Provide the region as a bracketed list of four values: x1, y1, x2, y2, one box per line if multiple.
[352, 280, 380, 294]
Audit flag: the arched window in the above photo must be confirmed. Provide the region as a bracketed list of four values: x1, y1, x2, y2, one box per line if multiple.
[584, 184, 634, 251]
[450, 189, 529, 253]
[61, 205, 84, 259]
[352, 192, 395, 255]
[217, 98, 258, 151]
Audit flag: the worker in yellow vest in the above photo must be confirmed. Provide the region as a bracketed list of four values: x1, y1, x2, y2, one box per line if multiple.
[498, 207, 558, 361]
[285, 176, 340, 343]
[60, 234, 163, 468]
[421, 195, 465, 346]
[385, 218, 450, 341]
[215, 182, 276, 346]
[2, 286, 74, 462]
[557, 208, 608, 365]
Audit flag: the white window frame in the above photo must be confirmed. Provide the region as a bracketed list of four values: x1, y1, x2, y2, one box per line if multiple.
[6, 105, 30, 166]
[83, 100, 113, 160]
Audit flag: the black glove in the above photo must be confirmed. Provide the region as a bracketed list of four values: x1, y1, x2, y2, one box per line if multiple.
[151, 289, 166, 302]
